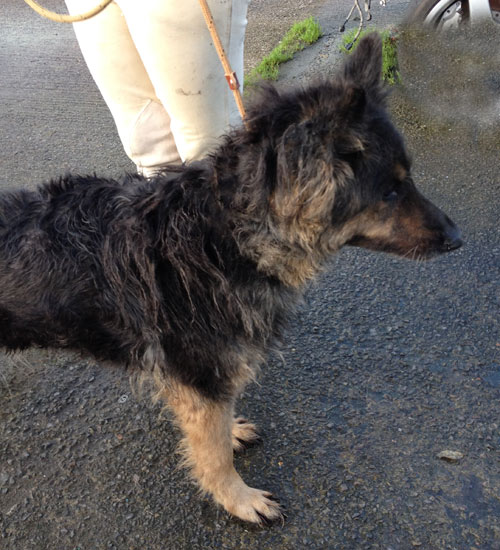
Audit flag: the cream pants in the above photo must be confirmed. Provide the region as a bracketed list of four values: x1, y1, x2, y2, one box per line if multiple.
[65, 0, 249, 175]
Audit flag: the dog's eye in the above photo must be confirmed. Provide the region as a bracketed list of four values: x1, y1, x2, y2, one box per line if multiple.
[382, 190, 398, 202]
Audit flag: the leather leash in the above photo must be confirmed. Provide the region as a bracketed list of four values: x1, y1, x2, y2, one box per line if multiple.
[197, 0, 247, 121]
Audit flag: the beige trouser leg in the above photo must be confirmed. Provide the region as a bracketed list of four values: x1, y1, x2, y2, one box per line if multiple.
[66, 0, 249, 175]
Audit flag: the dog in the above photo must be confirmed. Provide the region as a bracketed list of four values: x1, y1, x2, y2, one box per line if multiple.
[0, 34, 461, 524]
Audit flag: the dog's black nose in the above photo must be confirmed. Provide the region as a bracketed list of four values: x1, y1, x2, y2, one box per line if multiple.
[442, 226, 463, 252]
[444, 237, 463, 251]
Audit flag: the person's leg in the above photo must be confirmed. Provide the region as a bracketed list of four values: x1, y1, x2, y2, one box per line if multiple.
[65, 0, 182, 174]
[117, 0, 249, 162]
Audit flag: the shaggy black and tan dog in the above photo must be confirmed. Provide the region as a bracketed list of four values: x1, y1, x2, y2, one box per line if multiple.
[0, 35, 461, 524]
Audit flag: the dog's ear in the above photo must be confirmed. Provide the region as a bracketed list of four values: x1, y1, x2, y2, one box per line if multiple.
[337, 85, 367, 123]
[271, 121, 339, 241]
[342, 32, 383, 98]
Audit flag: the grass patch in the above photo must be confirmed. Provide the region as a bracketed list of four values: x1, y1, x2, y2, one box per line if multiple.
[245, 17, 322, 87]
[340, 28, 400, 85]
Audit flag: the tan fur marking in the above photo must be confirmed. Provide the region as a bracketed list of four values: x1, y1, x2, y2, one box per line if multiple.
[340, 206, 394, 242]
[394, 163, 408, 182]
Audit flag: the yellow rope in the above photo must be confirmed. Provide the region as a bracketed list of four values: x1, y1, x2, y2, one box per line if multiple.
[23, 0, 113, 23]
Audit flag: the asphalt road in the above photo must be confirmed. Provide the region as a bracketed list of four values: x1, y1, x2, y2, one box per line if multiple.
[1, 1, 499, 549]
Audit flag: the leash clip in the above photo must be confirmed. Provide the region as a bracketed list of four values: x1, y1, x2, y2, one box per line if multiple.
[225, 72, 240, 91]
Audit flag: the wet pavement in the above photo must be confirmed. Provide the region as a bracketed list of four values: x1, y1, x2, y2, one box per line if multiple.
[1, 1, 499, 549]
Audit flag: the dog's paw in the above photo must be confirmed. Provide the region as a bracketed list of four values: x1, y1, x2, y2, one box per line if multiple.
[232, 417, 262, 452]
[225, 486, 284, 525]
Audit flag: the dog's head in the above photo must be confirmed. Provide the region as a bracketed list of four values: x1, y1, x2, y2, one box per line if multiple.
[242, 33, 462, 266]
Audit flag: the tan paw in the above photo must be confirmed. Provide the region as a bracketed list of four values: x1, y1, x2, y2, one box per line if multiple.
[223, 483, 285, 525]
[232, 417, 262, 452]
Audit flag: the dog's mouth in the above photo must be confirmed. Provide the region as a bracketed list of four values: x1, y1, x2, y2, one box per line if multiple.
[346, 229, 463, 260]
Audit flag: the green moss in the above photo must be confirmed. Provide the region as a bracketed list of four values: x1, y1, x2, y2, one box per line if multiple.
[245, 17, 322, 87]
[340, 28, 401, 85]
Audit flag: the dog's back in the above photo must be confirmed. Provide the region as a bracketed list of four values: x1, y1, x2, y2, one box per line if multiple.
[0, 176, 151, 354]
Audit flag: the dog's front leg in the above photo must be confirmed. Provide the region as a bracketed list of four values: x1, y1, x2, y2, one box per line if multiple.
[168, 384, 283, 525]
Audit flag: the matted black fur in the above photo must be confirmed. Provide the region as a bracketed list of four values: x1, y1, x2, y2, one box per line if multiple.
[0, 35, 462, 523]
